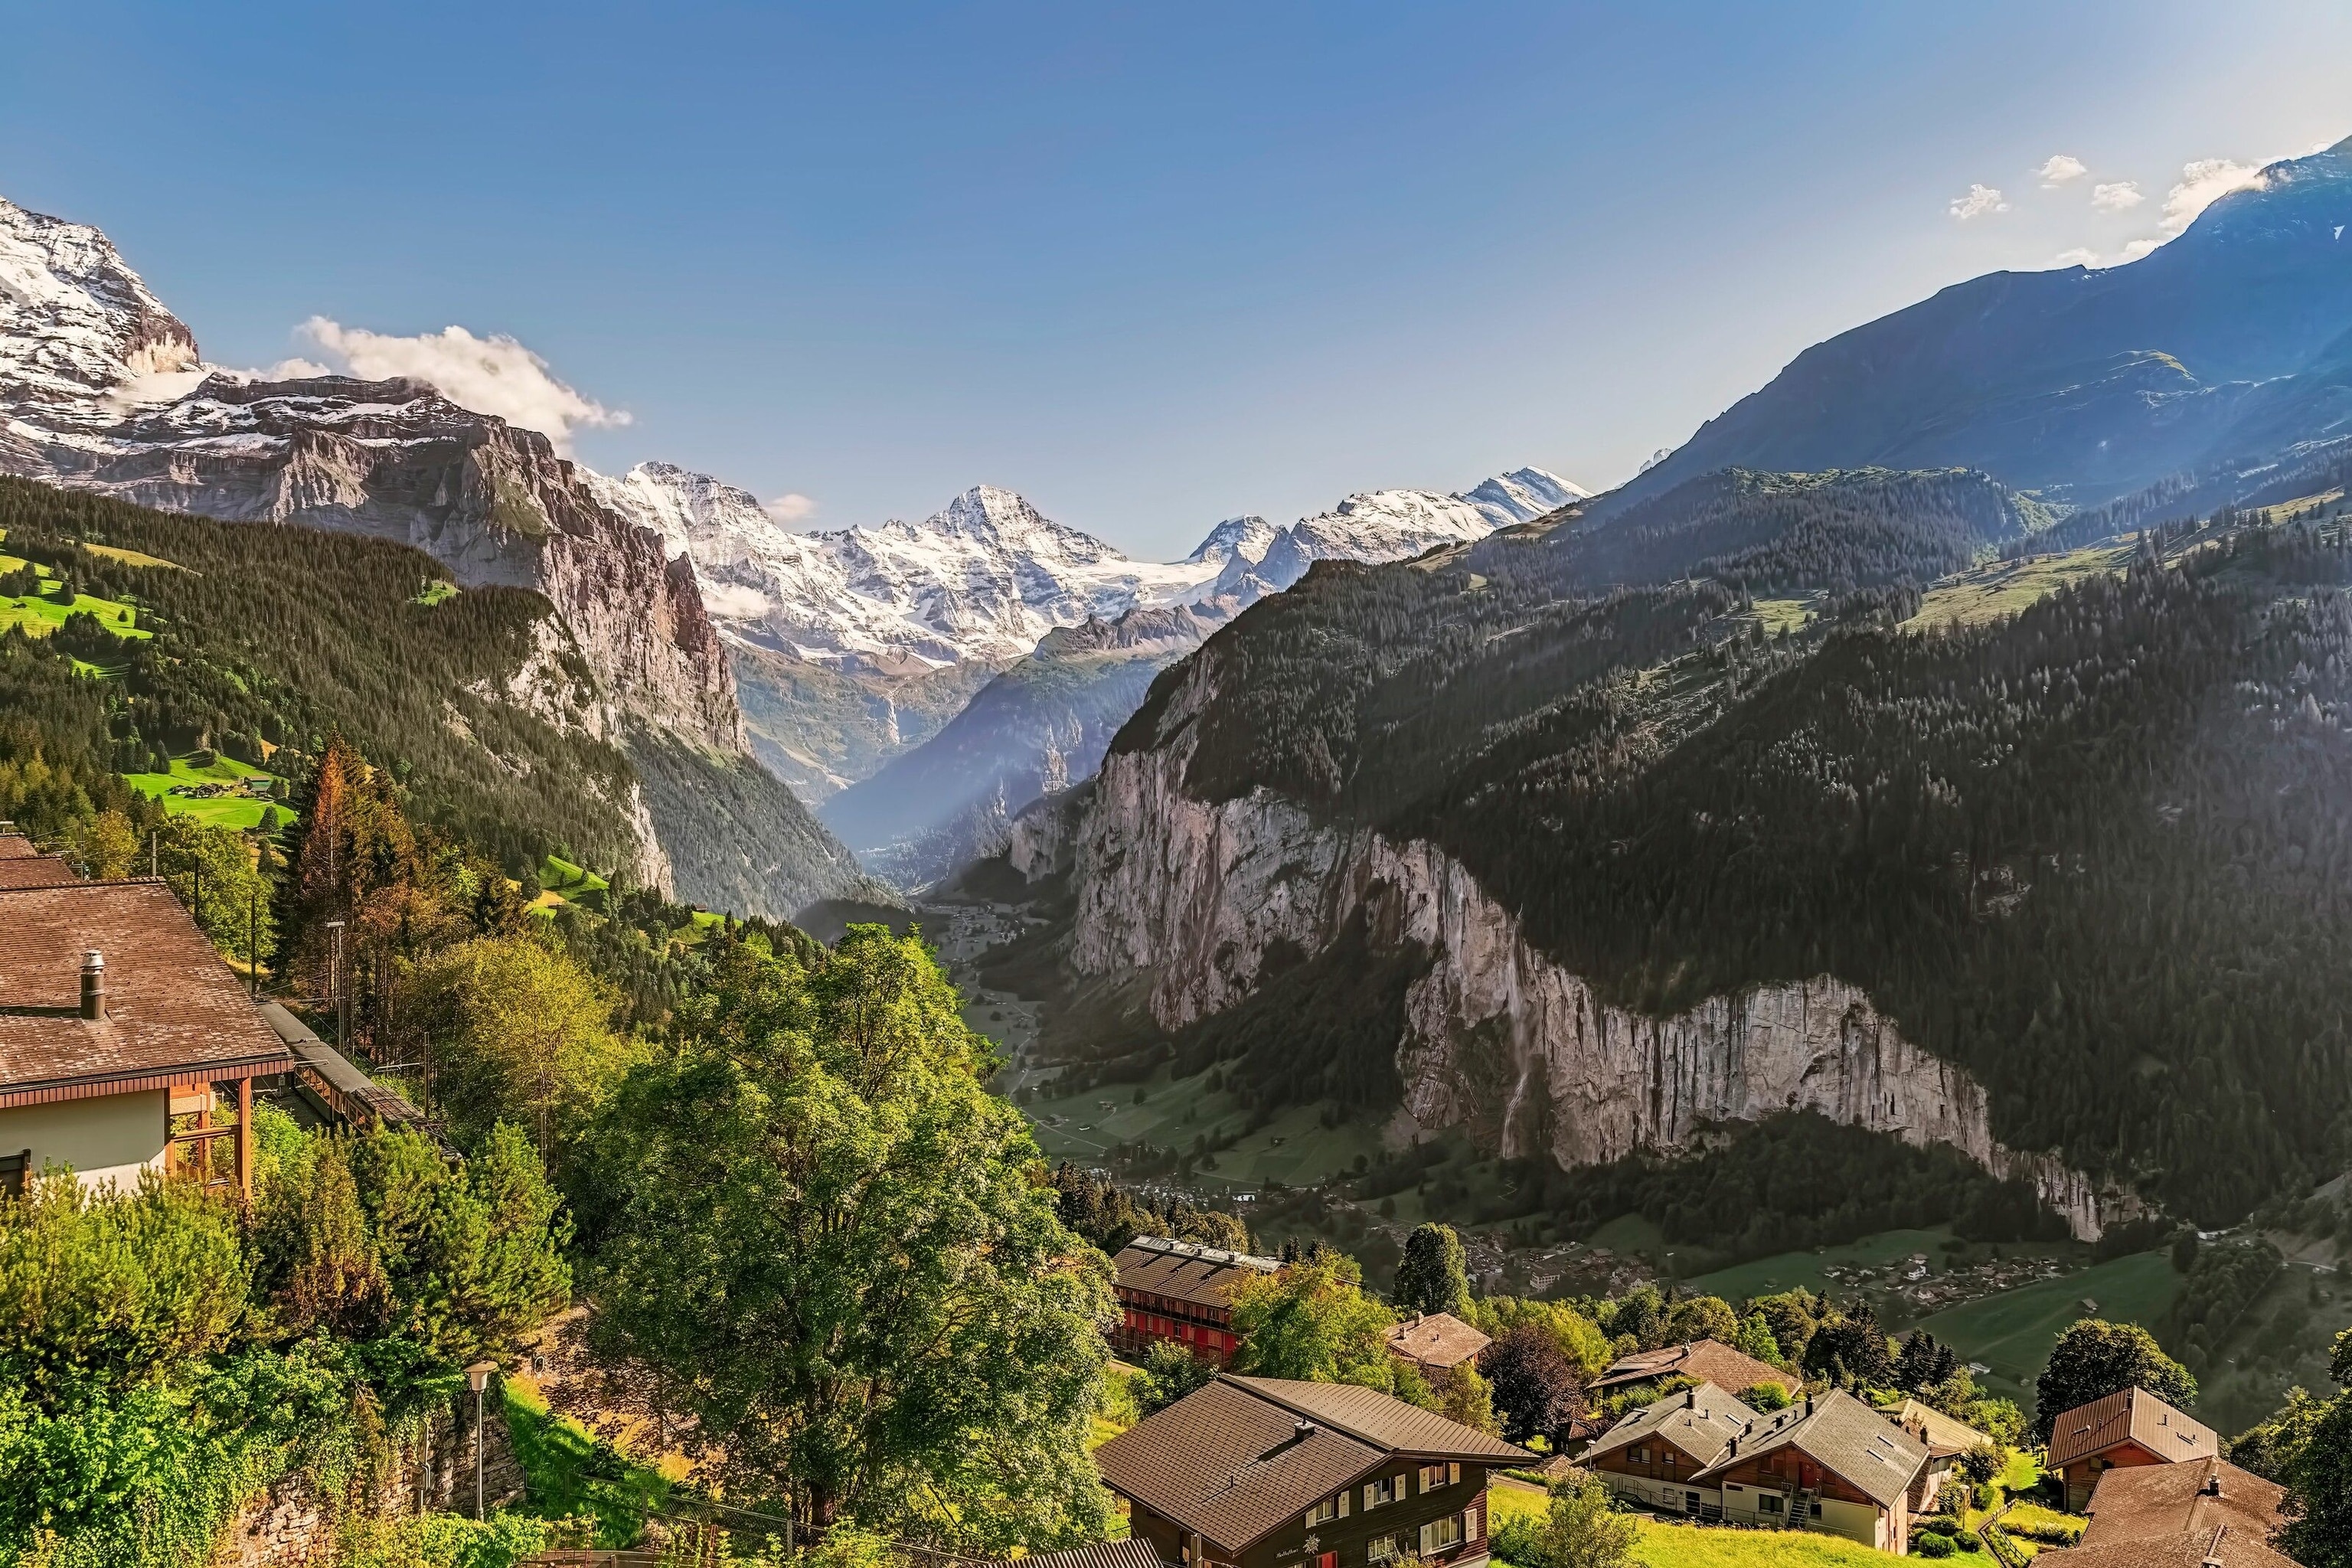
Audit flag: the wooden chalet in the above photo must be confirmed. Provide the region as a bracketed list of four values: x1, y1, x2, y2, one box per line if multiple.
[1384, 1313, 1491, 1385]
[1590, 1338, 1785, 1398]
[2044, 1388, 2217, 1512]
[1584, 1380, 1756, 1521]
[0, 879, 293, 1198]
[1112, 1236, 1281, 1367]
[1882, 1399, 1992, 1507]
[1093, 1375, 1530, 1568]
[2039, 1457, 2292, 1568]
[1696, 1389, 1933, 1553]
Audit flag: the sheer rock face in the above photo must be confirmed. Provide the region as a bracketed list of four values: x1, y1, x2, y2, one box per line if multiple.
[1070, 661, 2141, 1241]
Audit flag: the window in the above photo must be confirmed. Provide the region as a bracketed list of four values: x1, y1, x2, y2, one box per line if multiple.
[1367, 1537, 1400, 1564]
[1464, 1505, 1481, 1541]
[1629, 1446, 1648, 1465]
[1364, 1477, 1400, 1509]
[1760, 1495, 1783, 1515]
[1419, 1517, 1463, 1556]
[1419, 1464, 1448, 1494]
[1305, 1498, 1339, 1529]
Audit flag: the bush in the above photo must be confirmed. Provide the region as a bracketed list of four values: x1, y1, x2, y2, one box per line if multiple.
[1914, 1533, 1956, 1558]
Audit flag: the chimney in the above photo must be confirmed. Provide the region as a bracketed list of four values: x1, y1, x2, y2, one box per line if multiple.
[1805, 1395, 1815, 1416]
[80, 951, 105, 1021]
[1686, 1389, 1697, 1408]
[1296, 1420, 1318, 1439]
[2202, 1472, 2223, 1498]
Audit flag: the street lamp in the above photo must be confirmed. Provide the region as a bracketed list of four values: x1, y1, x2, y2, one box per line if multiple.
[465, 1361, 498, 1521]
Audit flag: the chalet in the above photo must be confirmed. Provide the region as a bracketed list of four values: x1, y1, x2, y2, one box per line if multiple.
[1584, 1380, 1757, 1519]
[2039, 1457, 2292, 1568]
[2044, 1388, 2217, 1512]
[1697, 1389, 1932, 1553]
[1093, 1374, 1530, 1568]
[0, 830, 79, 887]
[0, 879, 293, 1199]
[1591, 1338, 1785, 1399]
[1112, 1236, 1281, 1367]
[1882, 1400, 1992, 1508]
[1385, 1313, 1491, 1385]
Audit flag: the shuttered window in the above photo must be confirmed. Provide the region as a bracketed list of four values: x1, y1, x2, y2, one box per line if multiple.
[1419, 1516, 1463, 1556]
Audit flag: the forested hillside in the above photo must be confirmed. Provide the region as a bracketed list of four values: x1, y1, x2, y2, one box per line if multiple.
[1108, 472, 2352, 1224]
[0, 476, 647, 879]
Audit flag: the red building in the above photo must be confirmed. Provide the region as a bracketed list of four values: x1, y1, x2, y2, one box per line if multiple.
[1111, 1236, 1280, 1366]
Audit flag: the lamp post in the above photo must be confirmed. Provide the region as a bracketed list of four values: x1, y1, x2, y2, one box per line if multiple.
[465, 1361, 497, 1521]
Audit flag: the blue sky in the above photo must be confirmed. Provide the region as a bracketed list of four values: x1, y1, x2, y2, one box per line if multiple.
[5, 2, 2349, 558]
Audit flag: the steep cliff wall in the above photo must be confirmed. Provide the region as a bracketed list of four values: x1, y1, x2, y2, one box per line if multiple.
[1070, 664, 2141, 1240]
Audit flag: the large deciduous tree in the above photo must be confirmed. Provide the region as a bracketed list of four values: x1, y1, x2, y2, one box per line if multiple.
[1393, 1223, 1474, 1318]
[2032, 1320, 2197, 1443]
[1477, 1324, 1586, 1446]
[580, 926, 1116, 1553]
[1228, 1250, 1400, 1390]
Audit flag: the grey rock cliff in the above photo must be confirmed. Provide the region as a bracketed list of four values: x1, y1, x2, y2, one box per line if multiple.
[1068, 658, 2142, 1240]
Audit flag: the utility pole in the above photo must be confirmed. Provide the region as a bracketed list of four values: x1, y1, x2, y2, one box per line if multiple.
[248, 889, 259, 999]
[325, 918, 346, 1044]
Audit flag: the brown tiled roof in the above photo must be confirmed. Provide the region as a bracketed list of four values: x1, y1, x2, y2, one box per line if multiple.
[0, 881, 292, 1104]
[2077, 1459, 2285, 1549]
[2046, 1388, 2216, 1472]
[1586, 1381, 1758, 1470]
[1694, 1388, 1930, 1511]
[996, 1539, 1181, 1568]
[0, 855, 80, 887]
[1230, 1378, 1528, 1461]
[1386, 1312, 1491, 1372]
[2041, 1466, 2296, 1568]
[1592, 1339, 1785, 1395]
[1093, 1377, 1530, 1553]
[1113, 1236, 1281, 1311]
[0, 832, 40, 858]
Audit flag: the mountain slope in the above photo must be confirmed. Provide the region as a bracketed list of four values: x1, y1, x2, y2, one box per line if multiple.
[1036, 461, 2352, 1232]
[1612, 138, 2352, 513]
[0, 194, 875, 918]
[820, 602, 1223, 886]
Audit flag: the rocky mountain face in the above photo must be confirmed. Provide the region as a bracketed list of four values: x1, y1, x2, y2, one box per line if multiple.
[1616, 136, 2352, 515]
[1063, 679, 2137, 1240]
[0, 195, 874, 918]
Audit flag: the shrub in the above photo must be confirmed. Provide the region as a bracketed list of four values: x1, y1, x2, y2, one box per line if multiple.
[1914, 1532, 1956, 1558]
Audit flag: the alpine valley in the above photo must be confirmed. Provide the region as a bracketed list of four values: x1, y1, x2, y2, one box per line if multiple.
[954, 132, 2352, 1335]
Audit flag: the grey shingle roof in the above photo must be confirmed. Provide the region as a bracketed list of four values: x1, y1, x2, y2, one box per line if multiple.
[1694, 1389, 1929, 1510]
[1113, 1237, 1281, 1311]
[1586, 1381, 1759, 1469]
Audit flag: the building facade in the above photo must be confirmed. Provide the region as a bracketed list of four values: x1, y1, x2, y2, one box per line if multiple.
[1094, 1376, 1529, 1568]
[2044, 1388, 2218, 1512]
[1111, 1236, 1281, 1366]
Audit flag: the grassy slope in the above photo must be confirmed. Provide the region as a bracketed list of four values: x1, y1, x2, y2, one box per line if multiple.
[1903, 545, 2132, 630]
[1913, 1251, 2181, 1410]
[121, 753, 292, 831]
[1684, 1229, 1955, 1303]
[1491, 1488, 1892, 1568]
[499, 1380, 674, 1547]
[1021, 1060, 1385, 1192]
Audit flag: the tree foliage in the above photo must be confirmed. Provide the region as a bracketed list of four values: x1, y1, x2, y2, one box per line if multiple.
[1477, 1325, 1586, 1446]
[1227, 1250, 1403, 1393]
[2031, 1320, 2197, 1442]
[1394, 1223, 1474, 1318]
[1491, 1474, 1638, 1568]
[578, 926, 1114, 1551]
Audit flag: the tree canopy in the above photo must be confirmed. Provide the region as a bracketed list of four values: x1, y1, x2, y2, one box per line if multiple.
[2033, 1320, 2197, 1442]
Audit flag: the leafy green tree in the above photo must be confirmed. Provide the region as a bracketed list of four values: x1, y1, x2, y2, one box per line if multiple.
[1664, 1295, 1740, 1346]
[2032, 1321, 2197, 1442]
[2274, 1328, 2352, 1568]
[1736, 1312, 1783, 1367]
[580, 926, 1114, 1551]
[2230, 1386, 2327, 1481]
[1442, 1360, 1498, 1436]
[1229, 1250, 1400, 1390]
[1748, 1291, 1822, 1369]
[1804, 1302, 1893, 1390]
[157, 812, 276, 965]
[1467, 1297, 1613, 1378]
[405, 934, 642, 1157]
[1394, 1223, 1474, 1318]
[1491, 1474, 1638, 1568]
[1135, 1339, 1219, 1416]
[1742, 1380, 1793, 1411]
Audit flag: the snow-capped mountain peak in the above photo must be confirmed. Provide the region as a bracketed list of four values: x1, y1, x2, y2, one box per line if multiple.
[1186, 514, 1281, 566]
[0, 196, 198, 413]
[1459, 466, 1590, 527]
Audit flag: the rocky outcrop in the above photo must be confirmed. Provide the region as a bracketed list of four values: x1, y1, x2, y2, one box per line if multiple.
[1069, 661, 2142, 1240]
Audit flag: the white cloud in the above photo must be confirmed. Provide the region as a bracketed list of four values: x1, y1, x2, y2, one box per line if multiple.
[2122, 237, 2163, 263]
[2091, 181, 2145, 212]
[764, 493, 818, 524]
[295, 318, 629, 452]
[2037, 155, 2089, 186]
[701, 582, 773, 620]
[1949, 183, 2011, 220]
[2051, 248, 2102, 269]
[2159, 157, 2268, 236]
